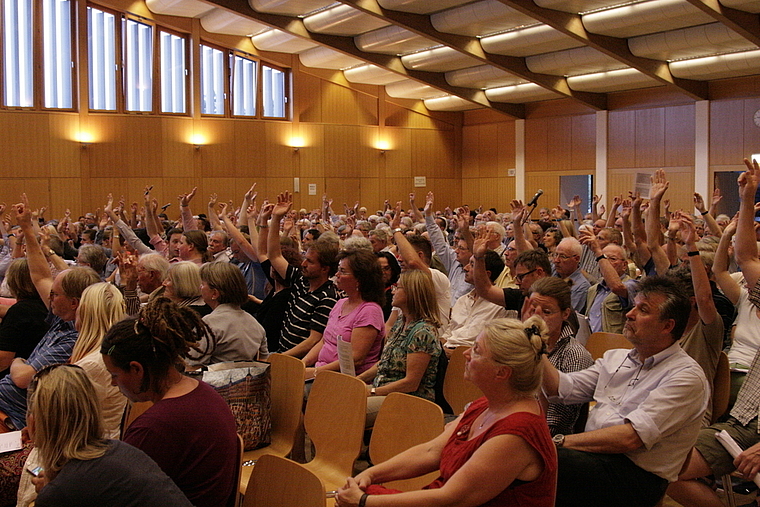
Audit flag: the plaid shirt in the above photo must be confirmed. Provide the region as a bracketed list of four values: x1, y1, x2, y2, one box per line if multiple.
[731, 279, 760, 430]
[547, 322, 594, 435]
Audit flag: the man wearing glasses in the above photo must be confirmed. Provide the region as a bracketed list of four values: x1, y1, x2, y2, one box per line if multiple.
[553, 237, 590, 314]
[542, 276, 708, 507]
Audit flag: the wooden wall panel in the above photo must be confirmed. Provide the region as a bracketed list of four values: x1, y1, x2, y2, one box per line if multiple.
[297, 124, 325, 179]
[608, 110, 636, 169]
[197, 119, 236, 179]
[497, 121, 516, 171]
[634, 108, 665, 168]
[525, 118, 548, 171]
[233, 121, 267, 179]
[51, 178, 82, 216]
[296, 72, 323, 124]
[710, 100, 745, 165]
[546, 116, 573, 172]
[48, 114, 82, 177]
[476, 124, 500, 178]
[571, 115, 596, 170]
[462, 126, 479, 179]
[664, 104, 695, 167]
[383, 129, 413, 179]
[3, 113, 51, 177]
[161, 117, 194, 178]
[607, 167, 694, 212]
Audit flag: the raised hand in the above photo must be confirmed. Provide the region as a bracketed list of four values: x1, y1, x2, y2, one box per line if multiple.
[14, 194, 32, 228]
[208, 193, 218, 209]
[567, 195, 582, 209]
[179, 187, 197, 207]
[739, 158, 760, 203]
[244, 183, 257, 203]
[650, 168, 669, 201]
[424, 192, 434, 216]
[712, 188, 723, 209]
[272, 192, 293, 218]
[510, 199, 526, 224]
[693, 192, 706, 214]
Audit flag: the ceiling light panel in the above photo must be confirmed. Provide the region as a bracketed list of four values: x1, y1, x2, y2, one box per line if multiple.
[377, 0, 475, 14]
[355, 25, 435, 55]
[629, 22, 757, 61]
[343, 64, 407, 85]
[481, 24, 584, 57]
[299, 46, 364, 69]
[445, 65, 526, 89]
[669, 49, 760, 79]
[485, 83, 561, 102]
[567, 67, 660, 91]
[146, 0, 215, 17]
[252, 29, 319, 53]
[248, 0, 334, 16]
[526, 46, 627, 76]
[431, 0, 535, 37]
[200, 9, 269, 36]
[401, 46, 482, 72]
[582, 0, 715, 38]
[303, 4, 389, 35]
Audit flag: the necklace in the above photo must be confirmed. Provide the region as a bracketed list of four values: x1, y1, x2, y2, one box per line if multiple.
[478, 410, 497, 429]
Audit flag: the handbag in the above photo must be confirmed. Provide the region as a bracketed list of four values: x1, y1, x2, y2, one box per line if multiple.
[195, 361, 272, 451]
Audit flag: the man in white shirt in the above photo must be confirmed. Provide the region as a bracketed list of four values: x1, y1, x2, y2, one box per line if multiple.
[542, 276, 709, 507]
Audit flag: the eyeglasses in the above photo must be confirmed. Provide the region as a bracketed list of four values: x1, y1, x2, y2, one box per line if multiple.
[514, 269, 537, 283]
[552, 253, 575, 261]
[527, 303, 560, 318]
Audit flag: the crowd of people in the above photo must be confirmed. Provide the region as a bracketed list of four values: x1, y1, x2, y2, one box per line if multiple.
[0, 158, 759, 506]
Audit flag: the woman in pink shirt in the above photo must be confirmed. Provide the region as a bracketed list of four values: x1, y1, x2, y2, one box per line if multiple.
[303, 248, 385, 378]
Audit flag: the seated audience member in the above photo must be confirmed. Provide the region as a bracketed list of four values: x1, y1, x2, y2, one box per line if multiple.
[667, 158, 760, 507]
[579, 231, 638, 334]
[441, 251, 509, 355]
[0, 197, 100, 430]
[542, 276, 709, 507]
[303, 249, 385, 378]
[578, 227, 623, 283]
[524, 277, 592, 436]
[102, 298, 238, 507]
[336, 317, 557, 507]
[135, 253, 169, 301]
[266, 194, 339, 357]
[360, 270, 443, 426]
[189, 261, 267, 365]
[161, 261, 212, 317]
[27, 365, 192, 507]
[423, 192, 473, 304]
[552, 237, 590, 314]
[75, 244, 108, 278]
[375, 252, 400, 321]
[391, 203, 451, 328]
[368, 228, 390, 253]
[178, 230, 210, 265]
[208, 230, 231, 263]
[473, 238, 551, 314]
[542, 227, 562, 257]
[0, 259, 49, 378]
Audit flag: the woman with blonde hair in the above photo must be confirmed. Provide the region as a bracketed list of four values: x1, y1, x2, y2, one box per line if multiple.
[16, 282, 128, 507]
[359, 269, 442, 426]
[336, 316, 557, 507]
[26, 364, 192, 506]
[162, 261, 212, 317]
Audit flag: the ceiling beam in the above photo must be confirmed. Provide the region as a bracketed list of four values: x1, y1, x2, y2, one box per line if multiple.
[339, 0, 607, 110]
[495, 0, 709, 101]
[203, 0, 525, 117]
[681, 0, 760, 46]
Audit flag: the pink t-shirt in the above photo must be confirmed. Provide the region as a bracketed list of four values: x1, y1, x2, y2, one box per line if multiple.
[315, 299, 385, 374]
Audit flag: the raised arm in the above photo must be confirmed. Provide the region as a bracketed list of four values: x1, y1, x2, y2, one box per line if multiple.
[606, 195, 621, 229]
[178, 186, 198, 231]
[267, 192, 293, 279]
[679, 212, 718, 324]
[239, 183, 256, 223]
[15, 195, 53, 308]
[735, 158, 760, 289]
[646, 169, 670, 275]
[455, 206, 474, 253]
[629, 192, 652, 268]
[424, 192, 456, 270]
[591, 194, 602, 222]
[106, 194, 152, 256]
[255, 202, 272, 264]
[579, 230, 629, 298]
[206, 193, 223, 231]
[694, 192, 722, 237]
[472, 230, 506, 306]
[511, 200, 533, 253]
[391, 202, 429, 274]
[408, 193, 424, 224]
[619, 199, 636, 256]
[219, 202, 258, 262]
[713, 215, 740, 305]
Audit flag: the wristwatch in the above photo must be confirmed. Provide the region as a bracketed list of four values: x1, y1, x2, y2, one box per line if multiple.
[370, 387, 377, 396]
[552, 433, 565, 448]
[393, 228, 403, 234]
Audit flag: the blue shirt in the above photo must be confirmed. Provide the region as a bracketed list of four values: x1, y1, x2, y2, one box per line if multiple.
[0, 314, 77, 429]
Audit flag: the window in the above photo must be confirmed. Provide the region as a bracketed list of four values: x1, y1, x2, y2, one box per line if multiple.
[3, 0, 34, 107]
[160, 30, 185, 114]
[262, 64, 286, 118]
[43, 0, 74, 109]
[232, 54, 256, 117]
[88, 6, 117, 110]
[200, 44, 224, 115]
[124, 18, 152, 112]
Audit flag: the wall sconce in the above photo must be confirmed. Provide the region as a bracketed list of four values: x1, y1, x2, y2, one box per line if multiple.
[77, 132, 94, 148]
[289, 137, 305, 152]
[376, 140, 390, 154]
[191, 134, 207, 150]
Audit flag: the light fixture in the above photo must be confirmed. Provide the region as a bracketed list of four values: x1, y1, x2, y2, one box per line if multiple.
[191, 134, 206, 150]
[77, 132, 94, 148]
[289, 136, 305, 152]
[376, 140, 390, 154]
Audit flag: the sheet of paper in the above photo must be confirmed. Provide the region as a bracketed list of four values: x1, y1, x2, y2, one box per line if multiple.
[0, 431, 22, 454]
[337, 336, 355, 377]
[634, 173, 652, 199]
[716, 430, 760, 488]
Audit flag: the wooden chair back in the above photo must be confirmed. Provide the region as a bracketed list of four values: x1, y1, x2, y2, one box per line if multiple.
[443, 346, 483, 415]
[711, 351, 731, 425]
[369, 392, 444, 491]
[303, 371, 367, 491]
[121, 401, 153, 439]
[242, 454, 325, 507]
[238, 353, 305, 495]
[585, 332, 631, 361]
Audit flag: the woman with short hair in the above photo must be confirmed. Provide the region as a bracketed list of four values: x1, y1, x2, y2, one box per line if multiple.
[162, 261, 212, 317]
[191, 261, 267, 365]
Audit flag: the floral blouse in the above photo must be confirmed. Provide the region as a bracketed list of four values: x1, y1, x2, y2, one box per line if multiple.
[373, 318, 442, 401]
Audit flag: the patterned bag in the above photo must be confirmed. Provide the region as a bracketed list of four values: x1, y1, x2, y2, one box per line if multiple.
[199, 361, 272, 451]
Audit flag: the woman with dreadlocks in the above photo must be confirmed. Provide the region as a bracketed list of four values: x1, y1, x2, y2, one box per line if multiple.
[100, 297, 238, 507]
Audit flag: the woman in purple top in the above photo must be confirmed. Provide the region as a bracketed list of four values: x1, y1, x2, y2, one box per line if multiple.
[304, 248, 385, 378]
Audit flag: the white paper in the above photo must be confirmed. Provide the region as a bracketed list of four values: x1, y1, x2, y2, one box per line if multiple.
[0, 431, 22, 454]
[716, 430, 760, 488]
[337, 336, 355, 377]
[634, 173, 652, 199]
